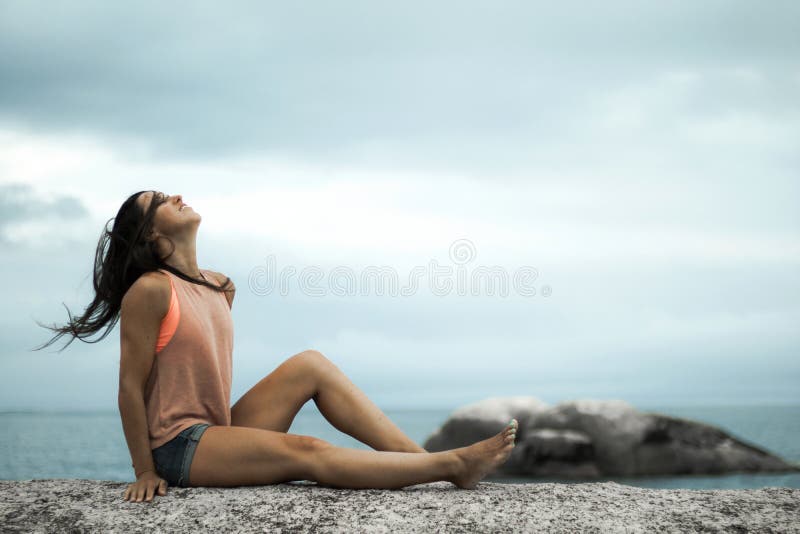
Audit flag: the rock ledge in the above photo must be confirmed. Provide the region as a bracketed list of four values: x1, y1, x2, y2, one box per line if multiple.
[2, 479, 798, 533]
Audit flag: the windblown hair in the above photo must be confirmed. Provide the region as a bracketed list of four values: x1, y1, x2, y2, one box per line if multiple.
[33, 190, 233, 353]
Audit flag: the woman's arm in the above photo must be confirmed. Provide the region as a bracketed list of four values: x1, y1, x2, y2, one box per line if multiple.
[118, 272, 171, 500]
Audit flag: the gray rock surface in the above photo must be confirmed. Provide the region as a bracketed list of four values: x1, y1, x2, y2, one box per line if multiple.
[424, 397, 800, 478]
[1, 479, 798, 533]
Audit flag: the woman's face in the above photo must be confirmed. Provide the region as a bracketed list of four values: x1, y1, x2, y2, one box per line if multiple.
[136, 190, 201, 239]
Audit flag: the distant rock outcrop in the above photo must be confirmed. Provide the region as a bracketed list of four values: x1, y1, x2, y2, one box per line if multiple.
[423, 397, 800, 478]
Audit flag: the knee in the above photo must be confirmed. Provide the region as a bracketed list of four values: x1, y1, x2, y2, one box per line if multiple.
[294, 349, 335, 371]
[285, 350, 342, 395]
[267, 434, 332, 481]
[288, 434, 332, 474]
[290, 435, 333, 480]
[293, 434, 331, 453]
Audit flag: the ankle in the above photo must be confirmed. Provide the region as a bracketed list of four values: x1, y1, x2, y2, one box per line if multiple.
[443, 450, 466, 484]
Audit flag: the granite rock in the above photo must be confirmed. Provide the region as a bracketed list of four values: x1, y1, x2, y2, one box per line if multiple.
[1, 479, 799, 533]
[424, 397, 800, 478]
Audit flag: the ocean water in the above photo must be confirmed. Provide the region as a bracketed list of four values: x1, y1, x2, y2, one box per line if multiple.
[1, 404, 798, 490]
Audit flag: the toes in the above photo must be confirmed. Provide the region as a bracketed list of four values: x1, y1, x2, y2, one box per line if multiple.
[501, 419, 518, 445]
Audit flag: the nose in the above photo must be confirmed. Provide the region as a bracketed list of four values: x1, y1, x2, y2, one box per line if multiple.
[174, 194, 183, 204]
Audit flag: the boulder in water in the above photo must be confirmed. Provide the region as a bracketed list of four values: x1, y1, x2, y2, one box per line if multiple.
[423, 397, 800, 478]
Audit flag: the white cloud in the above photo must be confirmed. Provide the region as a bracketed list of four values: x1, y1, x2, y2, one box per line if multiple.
[683, 111, 800, 150]
[2, 127, 798, 266]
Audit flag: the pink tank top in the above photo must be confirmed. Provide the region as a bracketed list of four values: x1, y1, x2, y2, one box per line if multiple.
[143, 268, 234, 450]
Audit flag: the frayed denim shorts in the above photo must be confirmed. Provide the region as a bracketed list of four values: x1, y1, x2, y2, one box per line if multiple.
[152, 423, 211, 487]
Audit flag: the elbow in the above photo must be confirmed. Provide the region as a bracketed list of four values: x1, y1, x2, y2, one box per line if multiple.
[118, 384, 144, 404]
[117, 388, 145, 420]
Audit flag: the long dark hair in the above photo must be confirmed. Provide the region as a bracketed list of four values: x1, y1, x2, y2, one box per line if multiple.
[32, 190, 233, 353]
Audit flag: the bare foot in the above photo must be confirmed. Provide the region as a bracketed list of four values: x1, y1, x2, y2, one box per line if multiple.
[450, 419, 518, 489]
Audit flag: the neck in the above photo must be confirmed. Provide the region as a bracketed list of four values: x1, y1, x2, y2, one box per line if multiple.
[165, 259, 202, 279]
[162, 244, 201, 278]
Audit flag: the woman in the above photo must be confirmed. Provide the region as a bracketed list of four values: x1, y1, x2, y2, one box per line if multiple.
[36, 190, 518, 503]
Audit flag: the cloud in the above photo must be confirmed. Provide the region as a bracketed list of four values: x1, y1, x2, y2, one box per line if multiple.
[0, 182, 91, 246]
[0, 182, 88, 222]
[0, 1, 798, 169]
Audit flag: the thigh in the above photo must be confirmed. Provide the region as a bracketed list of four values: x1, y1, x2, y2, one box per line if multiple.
[230, 350, 331, 432]
[188, 425, 328, 487]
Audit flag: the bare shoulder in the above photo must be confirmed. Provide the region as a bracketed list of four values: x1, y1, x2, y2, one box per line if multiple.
[121, 270, 172, 320]
[204, 269, 236, 308]
[204, 269, 235, 289]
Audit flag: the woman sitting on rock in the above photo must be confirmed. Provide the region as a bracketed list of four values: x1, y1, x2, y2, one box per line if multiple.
[36, 190, 518, 503]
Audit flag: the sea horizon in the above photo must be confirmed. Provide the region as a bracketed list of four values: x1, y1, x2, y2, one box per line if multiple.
[2, 402, 798, 491]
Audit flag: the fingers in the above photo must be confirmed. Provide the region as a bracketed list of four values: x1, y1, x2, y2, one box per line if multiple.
[141, 483, 154, 502]
[123, 481, 166, 503]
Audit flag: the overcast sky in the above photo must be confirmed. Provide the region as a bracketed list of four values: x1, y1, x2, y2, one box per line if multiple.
[1, 1, 798, 412]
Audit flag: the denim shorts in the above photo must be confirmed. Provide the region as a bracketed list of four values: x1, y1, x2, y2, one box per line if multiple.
[151, 423, 211, 487]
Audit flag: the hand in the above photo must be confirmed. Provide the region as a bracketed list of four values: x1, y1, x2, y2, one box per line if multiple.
[123, 470, 168, 503]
